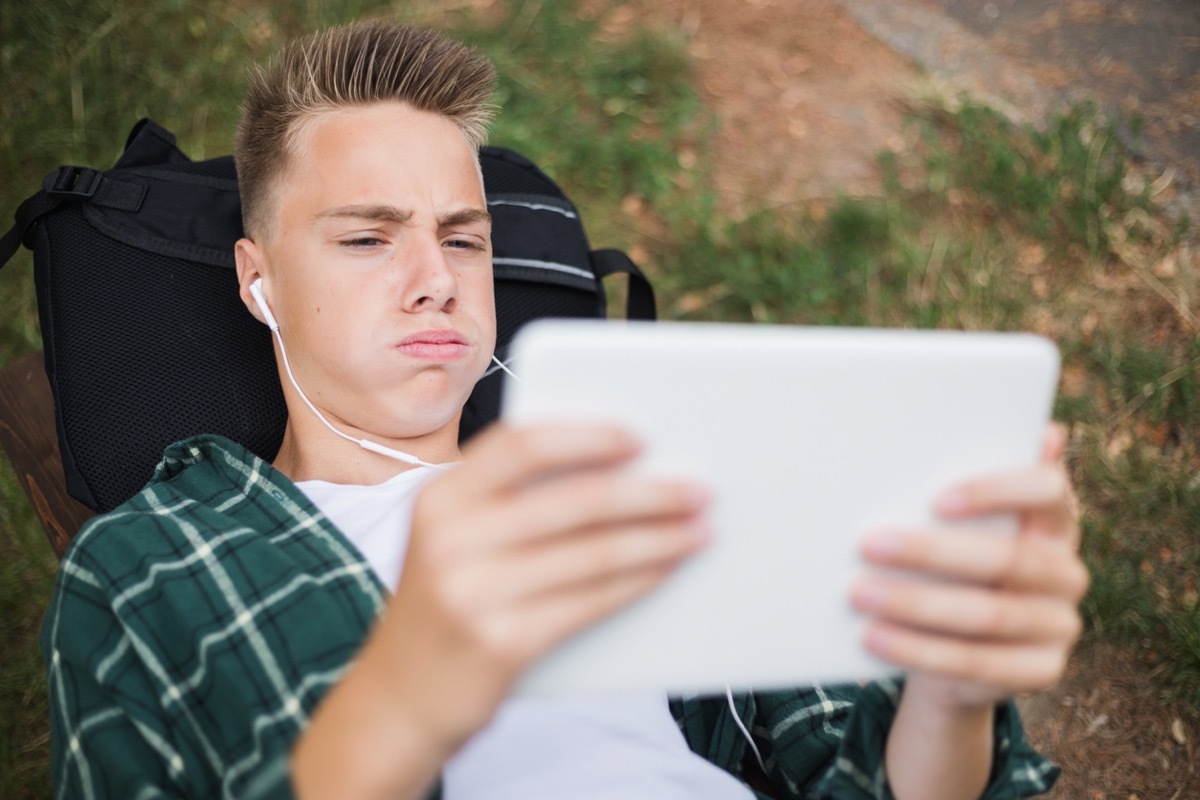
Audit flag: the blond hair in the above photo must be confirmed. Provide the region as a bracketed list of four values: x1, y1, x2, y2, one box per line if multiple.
[235, 20, 496, 238]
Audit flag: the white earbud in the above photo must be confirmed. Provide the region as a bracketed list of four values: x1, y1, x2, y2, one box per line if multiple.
[249, 278, 279, 331]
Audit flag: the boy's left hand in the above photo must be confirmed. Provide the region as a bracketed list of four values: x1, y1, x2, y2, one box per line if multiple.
[852, 424, 1089, 708]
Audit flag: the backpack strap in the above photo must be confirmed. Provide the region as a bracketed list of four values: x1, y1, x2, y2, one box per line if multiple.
[591, 248, 657, 321]
[0, 167, 147, 269]
[0, 118, 187, 270]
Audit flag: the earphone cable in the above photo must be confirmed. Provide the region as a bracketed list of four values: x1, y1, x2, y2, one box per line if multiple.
[269, 324, 450, 470]
[725, 684, 767, 774]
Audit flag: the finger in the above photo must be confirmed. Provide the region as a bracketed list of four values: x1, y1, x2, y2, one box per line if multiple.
[935, 464, 1068, 516]
[852, 578, 1082, 643]
[507, 564, 676, 663]
[861, 529, 1090, 600]
[934, 464, 1076, 538]
[453, 422, 642, 500]
[488, 519, 709, 602]
[1040, 423, 1067, 464]
[482, 470, 709, 549]
[863, 622, 1070, 693]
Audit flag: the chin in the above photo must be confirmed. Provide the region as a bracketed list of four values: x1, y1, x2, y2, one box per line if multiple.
[376, 388, 471, 439]
[341, 364, 481, 440]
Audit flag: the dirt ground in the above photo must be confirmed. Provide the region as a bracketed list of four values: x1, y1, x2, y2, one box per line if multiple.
[924, 0, 1200, 191]
[616, 0, 1199, 796]
[600, 0, 922, 214]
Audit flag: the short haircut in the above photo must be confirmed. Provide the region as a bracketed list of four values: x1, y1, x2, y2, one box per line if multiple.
[235, 20, 497, 239]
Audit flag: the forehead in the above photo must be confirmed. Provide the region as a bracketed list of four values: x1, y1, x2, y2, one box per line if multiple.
[272, 103, 485, 225]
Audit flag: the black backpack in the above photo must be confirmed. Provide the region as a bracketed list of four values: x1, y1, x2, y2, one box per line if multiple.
[0, 118, 655, 513]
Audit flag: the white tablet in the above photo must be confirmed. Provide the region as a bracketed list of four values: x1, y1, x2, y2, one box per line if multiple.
[501, 320, 1060, 695]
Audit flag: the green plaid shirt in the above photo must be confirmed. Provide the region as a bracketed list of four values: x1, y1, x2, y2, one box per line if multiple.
[42, 435, 1059, 799]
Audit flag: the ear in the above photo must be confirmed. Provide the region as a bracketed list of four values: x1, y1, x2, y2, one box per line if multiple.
[235, 237, 273, 327]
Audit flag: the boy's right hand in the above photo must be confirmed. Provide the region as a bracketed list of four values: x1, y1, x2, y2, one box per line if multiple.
[293, 422, 710, 799]
[391, 422, 711, 750]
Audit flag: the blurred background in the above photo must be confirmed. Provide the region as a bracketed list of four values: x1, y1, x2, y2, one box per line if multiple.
[2, 1, 1197, 796]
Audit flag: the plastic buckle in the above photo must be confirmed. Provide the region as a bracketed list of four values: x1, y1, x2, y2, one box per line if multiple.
[44, 166, 102, 199]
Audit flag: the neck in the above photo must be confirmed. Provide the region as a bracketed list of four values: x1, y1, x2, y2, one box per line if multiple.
[272, 413, 461, 485]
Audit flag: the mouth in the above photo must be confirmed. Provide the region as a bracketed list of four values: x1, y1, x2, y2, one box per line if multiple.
[395, 329, 471, 361]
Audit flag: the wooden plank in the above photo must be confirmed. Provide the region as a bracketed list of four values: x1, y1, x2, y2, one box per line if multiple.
[0, 351, 94, 557]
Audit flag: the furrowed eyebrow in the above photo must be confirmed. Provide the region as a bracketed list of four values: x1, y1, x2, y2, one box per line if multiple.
[438, 208, 492, 228]
[314, 204, 413, 224]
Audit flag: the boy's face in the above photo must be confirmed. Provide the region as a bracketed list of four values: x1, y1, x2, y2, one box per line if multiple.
[244, 102, 495, 442]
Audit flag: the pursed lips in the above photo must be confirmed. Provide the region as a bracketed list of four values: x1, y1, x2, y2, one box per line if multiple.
[395, 329, 471, 361]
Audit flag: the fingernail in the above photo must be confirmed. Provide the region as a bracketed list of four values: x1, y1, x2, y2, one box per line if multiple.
[864, 625, 894, 655]
[862, 530, 903, 560]
[853, 582, 890, 611]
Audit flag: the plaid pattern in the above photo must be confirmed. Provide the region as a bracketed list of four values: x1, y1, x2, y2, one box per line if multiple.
[43, 435, 1059, 799]
[669, 680, 1057, 800]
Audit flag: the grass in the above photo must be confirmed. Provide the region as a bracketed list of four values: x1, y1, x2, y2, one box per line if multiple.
[0, 463, 56, 798]
[914, 100, 1156, 259]
[2, 0, 1198, 795]
[463, 1, 701, 191]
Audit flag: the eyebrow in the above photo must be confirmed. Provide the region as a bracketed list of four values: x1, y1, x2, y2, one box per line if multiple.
[315, 204, 412, 224]
[438, 208, 492, 228]
[313, 204, 491, 227]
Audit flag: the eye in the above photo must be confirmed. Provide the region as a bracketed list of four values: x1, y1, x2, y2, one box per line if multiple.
[339, 236, 385, 249]
[443, 236, 486, 252]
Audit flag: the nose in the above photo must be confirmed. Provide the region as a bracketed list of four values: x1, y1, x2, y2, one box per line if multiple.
[399, 235, 457, 313]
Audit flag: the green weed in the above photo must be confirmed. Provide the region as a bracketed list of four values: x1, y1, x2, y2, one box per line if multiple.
[656, 195, 1030, 334]
[1067, 330, 1200, 710]
[0, 461, 56, 798]
[457, 0, 703, 244]
[910, 99, 1173, 261]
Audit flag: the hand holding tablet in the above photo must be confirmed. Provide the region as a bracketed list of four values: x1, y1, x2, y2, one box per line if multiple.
[501, 320, 1064, 695]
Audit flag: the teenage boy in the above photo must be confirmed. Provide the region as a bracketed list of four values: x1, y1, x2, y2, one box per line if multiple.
[43, 20, 1087, 800]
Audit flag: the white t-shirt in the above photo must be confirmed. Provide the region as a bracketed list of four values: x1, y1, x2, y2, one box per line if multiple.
[297, 467, 754, 800]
